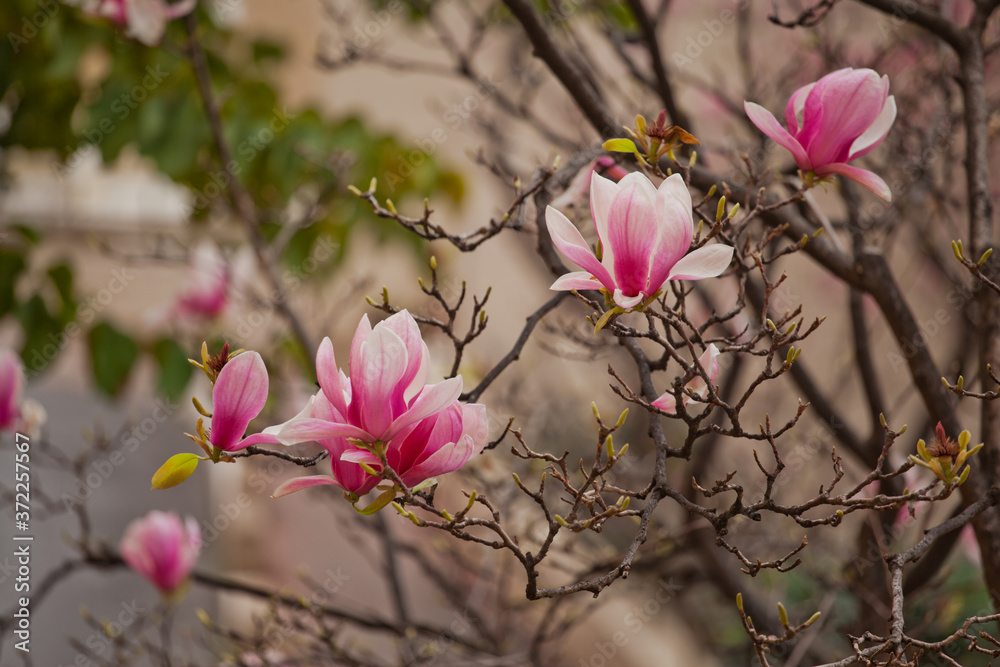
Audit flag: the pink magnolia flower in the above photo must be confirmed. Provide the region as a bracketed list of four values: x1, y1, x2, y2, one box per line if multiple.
[546, 172, 734, 310]
[173, 243, 229, 320]
[744, 68, 897, 201]
[200, 351, 276, 452]
[266, 311, 488, 497]
[86, 0, 197, 45]
[119, 510, 201, 594]
[0, 349, 24, 432]
[651, 344, 721, 413]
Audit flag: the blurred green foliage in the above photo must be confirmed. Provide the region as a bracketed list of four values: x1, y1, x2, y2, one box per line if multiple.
[1, 0, 463, 398]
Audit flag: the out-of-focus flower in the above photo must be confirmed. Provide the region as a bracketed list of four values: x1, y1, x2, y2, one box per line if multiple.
[909, 421, 982, 485]
[172, 243, 229, 321]
[0, 349, 45, 437]
[651, 344, 721, 413]
[0, 349, 24, 432]
[119, 510, 201, 595]
[85, 0, 197, 45]
[267, 311, 488, 498]
[186, 349, 275, 453]
[550, 157, 628, 209]
[744, 68, 896, 201]
[546, 172, 734, 310]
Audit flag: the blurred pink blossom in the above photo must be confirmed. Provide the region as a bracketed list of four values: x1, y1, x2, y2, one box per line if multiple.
[744, 68, 896, 200]
[267, 311, 488, 497]
[86, 0, 197, 45]
[546, 172, 734, 309]
[172, 243, 229, 320]
[0, 349, 24, 432]
[651, 344, 721, 413]
[120, 510, 201, 594]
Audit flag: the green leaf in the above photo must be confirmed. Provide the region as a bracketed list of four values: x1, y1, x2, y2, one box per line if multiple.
[151, 453, 201, 490]
[47, 262, 76, 322]
[353, 488, 398, 515]
[602, 138, 637, 153]
[0, 250, 25, 319]
[87, 321, 139, 397]
[152, 338, 194, 400]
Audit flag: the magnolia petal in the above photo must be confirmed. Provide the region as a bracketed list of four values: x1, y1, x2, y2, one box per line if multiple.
[384, 376, 463, 442]
[226, 431, 281, 452]
[816, 163, 892, 201]
[744, 101, 811, 170]
[381, 310, 426, 408]
[400, 434, 478, 488]
[355, 325, 409, 437]
[316, 337, 349, 417]
[667, 244, 734, 281]
[550, 271, 603, 292]
[649, 173, 695, 290]
[784, 82, 816, 135]
[613, 289, 645, 310]
[650, 392, 678, 413]
[340, 449, 381, 465]
[607, 180, 658, 296]
[849, 95, 896, 160]
[271, 475, 341, 498]
[210, 352, 269, 452]
[163, 0, 197, 19]
[545, 206, 615, 290]
[590, 171, 620, 277]
[802, 69, 886, 165]
[267, 417, 371, 446]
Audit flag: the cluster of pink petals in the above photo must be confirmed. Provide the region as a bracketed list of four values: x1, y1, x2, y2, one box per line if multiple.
[744, 68, 897, 201]
[0, 350, 24, 432]
[547, 172, 734, 310]
[265, 311, 488, 497]
[119, 510, 201, 594]
[173, 243, 229, 320]
[651, 344, 721, 413]
[86, 0, 197, 45]
[205, 351, 276, 452]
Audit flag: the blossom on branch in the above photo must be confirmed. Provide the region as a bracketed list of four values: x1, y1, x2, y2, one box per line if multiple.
[267, 310, 488, 499]
[546, 171, 734, 310]
[186, 349, 276, 454]
[651, 344, 721, 413]
[119, 510, 201, 596]
[744, 67, 896, 201]
[84, 0, 197, 45]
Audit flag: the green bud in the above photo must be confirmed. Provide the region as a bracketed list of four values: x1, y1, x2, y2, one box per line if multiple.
[736, 593, 744, 613]
[615, 408, 629, 429]
[385, 199, 397, 214]
[778, 602, 789, 627]
[716, 197, 727, 222]
[727, 203, 740, 219]
[952, 239, 964, 260]
[805, 611, 821, 627]
[879, 413, 887, 428]
[979, 248, 993, 267]
[430, 255, 437, 270]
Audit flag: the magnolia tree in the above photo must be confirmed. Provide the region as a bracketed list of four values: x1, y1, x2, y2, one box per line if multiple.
[3, 0, 1000, 665]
